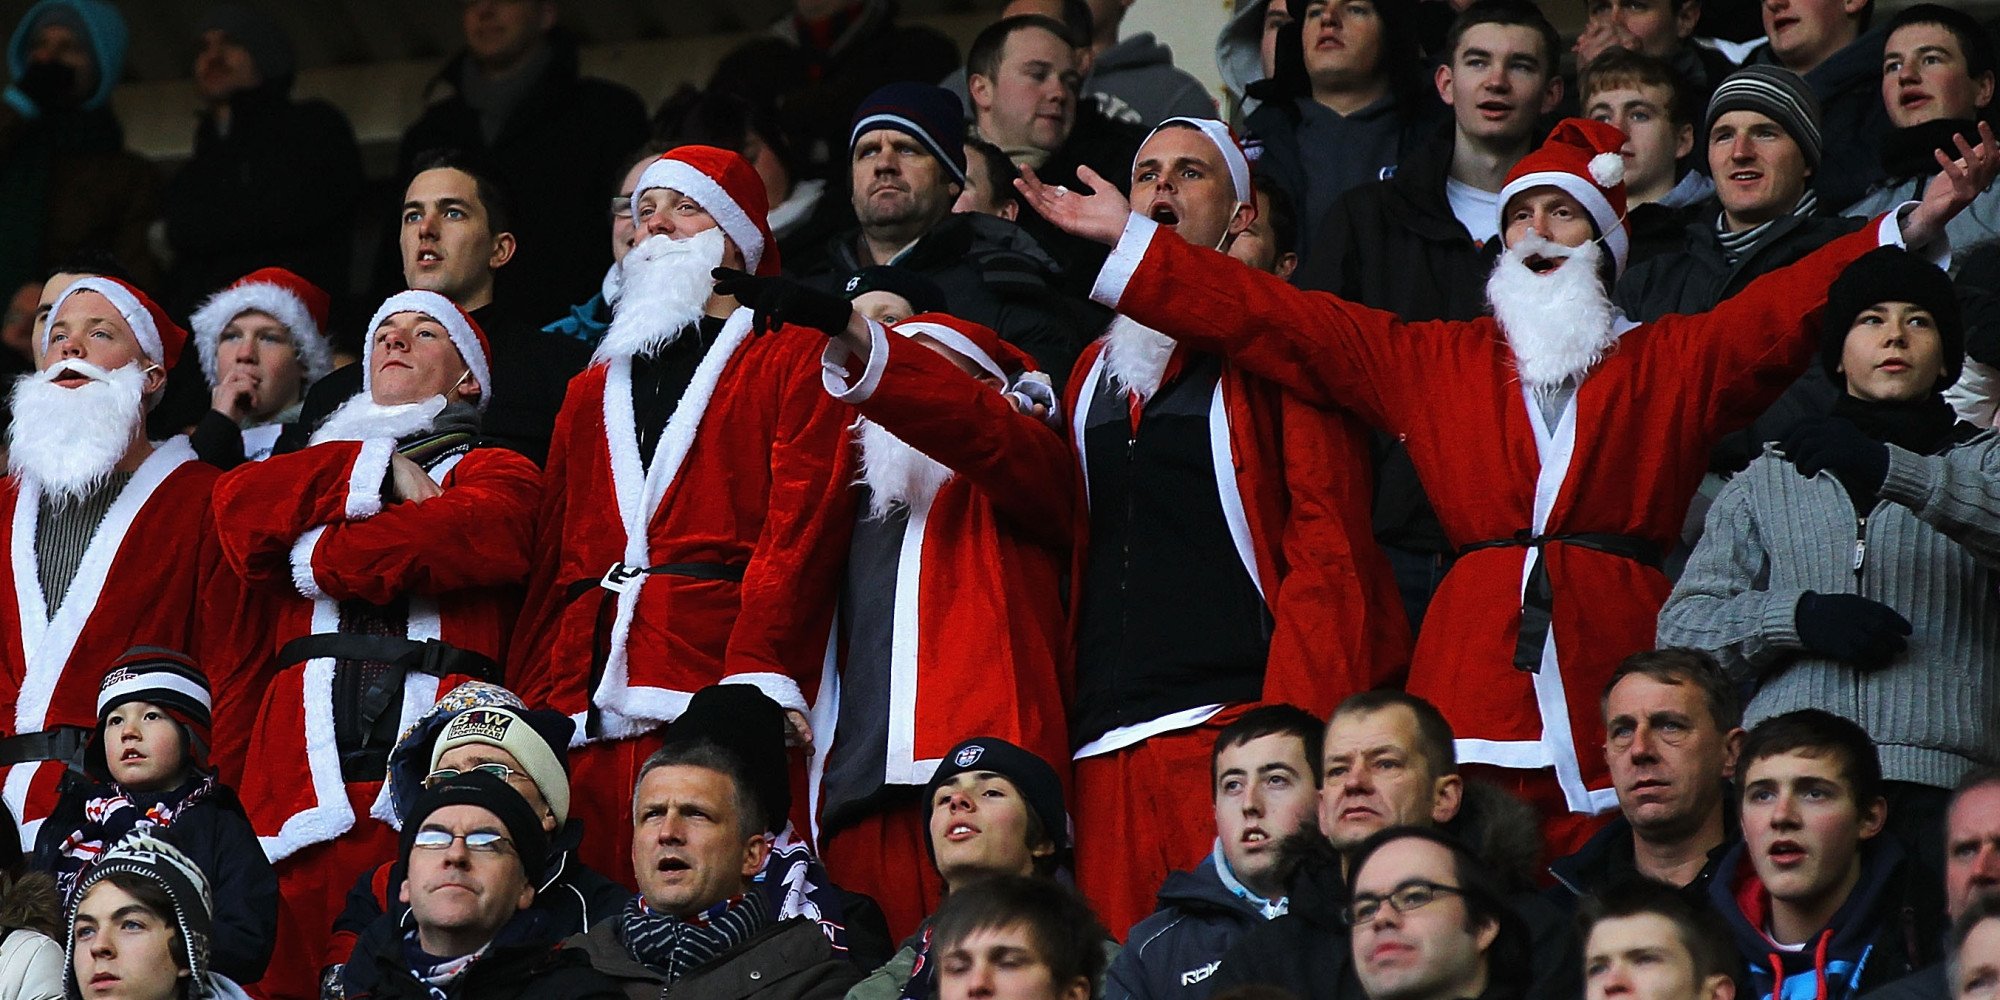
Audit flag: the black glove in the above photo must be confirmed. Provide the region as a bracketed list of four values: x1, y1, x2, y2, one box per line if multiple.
[12, 61, 75, 114]
[711, 267, 853, 337]
[1778, 416, 1889, 494]
[1966, 318, 2000, 368]
[1794, 591, 1911, 667]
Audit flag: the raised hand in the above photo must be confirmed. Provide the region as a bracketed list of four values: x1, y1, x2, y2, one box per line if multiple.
[1014, 164, 1131, 247]
[1907, 121, 2000, 247]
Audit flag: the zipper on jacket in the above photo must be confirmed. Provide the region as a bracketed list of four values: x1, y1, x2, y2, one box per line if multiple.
[1852, 515, 1868, 576]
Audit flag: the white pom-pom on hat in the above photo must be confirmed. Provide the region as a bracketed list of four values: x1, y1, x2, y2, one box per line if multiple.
[1588, 151, 1625, 188]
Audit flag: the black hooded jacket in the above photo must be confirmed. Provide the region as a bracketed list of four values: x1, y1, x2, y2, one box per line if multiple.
[1107, 853, 1274, 1000]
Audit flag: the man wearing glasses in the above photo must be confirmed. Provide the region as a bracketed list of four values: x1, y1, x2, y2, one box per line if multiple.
[1345, 826, 1536, 1000]
[1549, 648, 1746, 910]
[337, 770, 623, 997]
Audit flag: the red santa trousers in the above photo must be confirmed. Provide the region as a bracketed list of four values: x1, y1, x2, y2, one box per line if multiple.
[1074, 705, 1249, 941]
[254, 781, 397, 1000]
[821, 794, 945, 945]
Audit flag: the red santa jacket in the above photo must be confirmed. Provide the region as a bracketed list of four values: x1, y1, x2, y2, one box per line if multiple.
[213, 437, 539, 861]
[1062, 334, 1410, 727]
[511, 311, 856, 742]
[1094, 212, 1903, 812]
[0, 438, 263, 843]
[818, 327, 1074, 798]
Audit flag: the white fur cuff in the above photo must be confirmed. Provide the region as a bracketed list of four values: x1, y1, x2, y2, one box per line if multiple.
[1089, 213, 1162, 310]
[719, 672, 809, 714]
[345, 439, 394, 519]
[289, 525, 328, 598]
[821, 319, 891, 404]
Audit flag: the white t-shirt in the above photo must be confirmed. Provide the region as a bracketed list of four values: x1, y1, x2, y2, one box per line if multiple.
[1445, 177, 1501, 245]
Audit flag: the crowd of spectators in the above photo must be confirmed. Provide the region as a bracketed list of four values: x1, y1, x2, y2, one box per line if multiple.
[0, 0, 1994, 999]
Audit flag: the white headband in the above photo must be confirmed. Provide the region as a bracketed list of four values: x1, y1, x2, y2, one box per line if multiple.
[1140, 117, 1252, 204]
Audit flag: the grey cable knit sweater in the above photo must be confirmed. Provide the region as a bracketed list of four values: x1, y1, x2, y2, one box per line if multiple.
[1657, 433, 2000, 789]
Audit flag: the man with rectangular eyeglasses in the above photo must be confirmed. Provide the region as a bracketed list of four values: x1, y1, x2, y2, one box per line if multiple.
[1344, 826, 1536, 1000]
[337, 770, 623, 998]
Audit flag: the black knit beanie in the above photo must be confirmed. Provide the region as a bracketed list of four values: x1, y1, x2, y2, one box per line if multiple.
[1821, 246, 1964, 389]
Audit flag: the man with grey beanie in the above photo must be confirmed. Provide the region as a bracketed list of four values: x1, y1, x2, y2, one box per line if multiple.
[1617, 64, 1871, 498]
[161, 3, 362, 319]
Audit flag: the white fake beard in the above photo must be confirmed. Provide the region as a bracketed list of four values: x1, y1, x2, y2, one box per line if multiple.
[594, 228, 727, 364]
[7, 361, 147, 504]
[855, 417, 952, 520]
[309, 392, 446, 445]
[1101, 315, 1177, 403]
[1486, 233, 1619, 391]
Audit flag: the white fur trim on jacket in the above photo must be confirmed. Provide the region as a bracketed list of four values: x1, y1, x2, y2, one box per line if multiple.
[588, 309, 758, 739]
[289, 526, 328, 599]
[821, 320, 892, 404]
[188, 282, 333, 388]
[4, 437, 195, 843]
[1089, 214, 1163, 311]
[345, 439, 394, 520]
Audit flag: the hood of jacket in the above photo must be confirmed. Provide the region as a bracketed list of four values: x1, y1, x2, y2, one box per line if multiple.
[1216, 0, 1271, 110]
[1708, 835, 1907, 1000]
[7, 0, 125, 110]
[1095, 32, 1179, 77]
[1155, 852, 1273, 921]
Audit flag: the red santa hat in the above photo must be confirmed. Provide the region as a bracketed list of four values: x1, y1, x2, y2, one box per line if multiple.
[1497, 118, 1632, 275]
[360, 290, 494, 411]
[187, 267, 334, 388]
[632, 145, 780, 276]
[43, 276, 189, 374]
[891, 312, 1035, 382]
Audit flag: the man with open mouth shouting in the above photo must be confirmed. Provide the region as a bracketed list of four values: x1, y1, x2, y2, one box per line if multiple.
[1021, 109, 2000, 867]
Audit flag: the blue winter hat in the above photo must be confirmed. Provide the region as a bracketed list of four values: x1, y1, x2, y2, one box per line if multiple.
[7, 0, 127, 110]
[850, 82, 969, 186]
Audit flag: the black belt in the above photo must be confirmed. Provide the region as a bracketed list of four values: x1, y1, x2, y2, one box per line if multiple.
[0, 726, 89, 769]
[275, 634, 500, 681]
[561, 561, 747, 739]
[1457, 531, 1662, 673]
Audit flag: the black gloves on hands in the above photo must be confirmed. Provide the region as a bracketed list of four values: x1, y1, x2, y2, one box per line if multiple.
[1966, 318, 2000, 368]
[711, 268, 852, 337]
[1778, 416, 1890, 495]
[1793, 591, 1912, 667]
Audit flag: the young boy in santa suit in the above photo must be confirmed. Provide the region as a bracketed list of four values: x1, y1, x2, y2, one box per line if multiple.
[32, 647, 275, 985]
[509, 146, 856, 882]
[1061, 117, 1410, 936]
[700, 272, 1077, 941]
[210, 288, 540, 999]
[0, 275, 264, 853]
[185, 267, 337, 468]
[1019, 117, 2000, 863]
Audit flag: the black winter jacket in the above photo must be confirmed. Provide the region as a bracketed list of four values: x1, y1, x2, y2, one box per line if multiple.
[1747, 27, 1891, 211]
[33, 778, 277, 984]
[1245, 93, 1448, 264]
[806, 212, 1095, 387]
[1544, 807, 1739, 914]
[342, 909, 624, 1000]
[162, 80, 362, 318]
[1292, 124, 1500, 557]
[1708, 837, 1944, 1000]
[394, 30, 648, 326]
[1106, 854, 1272, 1000]
[1616, 203, 1866, 475]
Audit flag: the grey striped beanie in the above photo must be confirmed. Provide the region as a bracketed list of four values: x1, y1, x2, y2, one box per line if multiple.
[1705, 65, 1824, 171]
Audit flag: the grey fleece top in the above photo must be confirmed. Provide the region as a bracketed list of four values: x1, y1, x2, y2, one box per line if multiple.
[1657, 434, 2000, 788]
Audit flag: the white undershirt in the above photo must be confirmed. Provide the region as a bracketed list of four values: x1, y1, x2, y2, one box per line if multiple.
[1445, 177, 1501, 245]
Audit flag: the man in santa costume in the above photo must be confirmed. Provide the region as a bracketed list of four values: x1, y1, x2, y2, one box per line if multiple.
[0, 275, 261, 849]
[1004, 117, 1407, 936]
[186, 266, 336, 468]
[211, 288, 539, 999]
[510, 145, 856, 882]
[738, 296, 1077, 942]
[1019, 117, 2000, 861]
